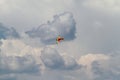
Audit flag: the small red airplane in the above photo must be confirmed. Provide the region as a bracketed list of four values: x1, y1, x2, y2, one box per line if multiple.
[56, 35, 64, 44]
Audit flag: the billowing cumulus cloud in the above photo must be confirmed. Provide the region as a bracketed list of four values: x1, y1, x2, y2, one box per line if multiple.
[41, 47, 79, 70]
[78, 53, 110, 79]
[91, 58, 120, 80]
[0, 39, 42, 75]
[78, 53, 109, 66]
[0, 55, 40, 74]
[0, 23, 20, 39]
[41, 47, 64, 69]
[62, 55, 79, 70]
[92, 63, 117, 80]
[77, 53, 120, 80]
[0, 39, 42, 56]
[26, 12, 76, 44]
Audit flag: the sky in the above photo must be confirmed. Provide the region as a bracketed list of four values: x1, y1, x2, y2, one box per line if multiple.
[0, 0, 120, 80]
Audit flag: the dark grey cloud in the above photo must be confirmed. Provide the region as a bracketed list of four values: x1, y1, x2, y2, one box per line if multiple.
[0, 23, 20, 39]
[0, 55, 40, 74]
[41, 47, 80, 70]
[26, 12, 76, 44]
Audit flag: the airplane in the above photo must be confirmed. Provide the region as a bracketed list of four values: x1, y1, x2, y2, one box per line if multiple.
[56, 35, 64, 44]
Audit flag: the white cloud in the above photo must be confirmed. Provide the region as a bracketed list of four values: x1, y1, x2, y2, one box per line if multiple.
[0, 36, 80, 80]
[0, 55, 40, 74]
[77, 53, 120, 80]
[26, 12, 76, 44]
[0, 39, 42, 57]
[78, 53, 109, 66]
[78, 53, 110, 79]
[0, 39, 42, 74]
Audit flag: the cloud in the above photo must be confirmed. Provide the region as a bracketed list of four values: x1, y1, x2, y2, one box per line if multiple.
[41, 47, 64, 69]
[26, 12, 76, 44]
[41, 47, 80, 70]
[78, 53, 110, 79]
[0, 39, 42, 74]
[78, 53, 120, 80]
[39, 53, 113, 80]
[91, 60, 120, 80]
[78, 53, 109, 66]
[0, 55, 40, 74]
[0, 39, 42, 56]
[0, 23, 20, 39]
[62, 55, 79, 70]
